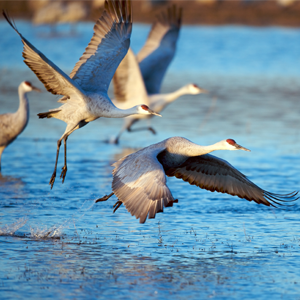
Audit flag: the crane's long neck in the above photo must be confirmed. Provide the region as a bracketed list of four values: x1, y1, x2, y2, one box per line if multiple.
[163, 86, 191, 103]
[182, 141, 229, 157]
[17, 86, 30, 125]
[106, 104, 139, 118]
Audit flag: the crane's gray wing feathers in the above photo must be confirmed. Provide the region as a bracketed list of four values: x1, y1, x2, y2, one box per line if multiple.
[137, 5, 182, 94]
[112, 145, 175, 223]
[3, 12, 85, 103]
[113, 48, 149, 106]
[69, 0, 132, 94]
[165, 154, 298, 207]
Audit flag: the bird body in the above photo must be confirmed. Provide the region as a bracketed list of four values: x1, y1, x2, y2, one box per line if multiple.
[97, 137, 298, 224]
[0, 81, 40, 170]
[45, 92, 150, 124]
[4, 0, 160, 188]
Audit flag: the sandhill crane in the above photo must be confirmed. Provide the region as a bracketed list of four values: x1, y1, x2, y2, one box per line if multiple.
[3, 0, 161, 189]
[96, 137, 298, 224]
[110, 5, 207, 143]
[0, 81, 40, 171]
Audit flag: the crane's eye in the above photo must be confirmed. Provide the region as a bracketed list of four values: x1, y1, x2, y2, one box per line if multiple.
[226, 139, 236, 145]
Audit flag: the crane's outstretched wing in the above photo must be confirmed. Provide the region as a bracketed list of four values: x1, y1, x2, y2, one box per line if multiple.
[3, 11, 86, 103]
[112, 145, 176, 223]
[112, 48, 149, 108]
[137, 5, 182, 95]
[69, 0, 132, 94]
[165, 154, 298, 207]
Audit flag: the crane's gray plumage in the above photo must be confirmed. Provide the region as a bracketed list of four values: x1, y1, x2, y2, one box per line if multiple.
[4, 0, 161, 188]
[97, 137, 298, 224]
[0, 81, 40, 170]
[68, 0, 132, 93]
[137, 5, 182, 95]
[113, 48, 149, 106]
[111, 6, 206, 143]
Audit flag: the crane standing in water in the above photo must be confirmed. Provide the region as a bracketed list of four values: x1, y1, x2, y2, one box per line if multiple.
[3, 0, 161, 189]
[96, 137, 298, 224]
[0, 81, 40, 171]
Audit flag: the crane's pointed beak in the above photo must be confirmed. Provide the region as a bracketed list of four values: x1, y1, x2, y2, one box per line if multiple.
[200, 88, 209, 94]
[32, 85, 41, 92]
[148, 108, 162, 117]
[236, 143, 251, 152]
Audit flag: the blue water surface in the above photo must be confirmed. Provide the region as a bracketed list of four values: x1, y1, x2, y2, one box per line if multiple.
[0, 20, 300, 300]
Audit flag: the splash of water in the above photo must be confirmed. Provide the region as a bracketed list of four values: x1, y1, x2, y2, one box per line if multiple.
[30, 221, 68, 239]
[0, 217, 28, 236]
[29, 199, 96, 239]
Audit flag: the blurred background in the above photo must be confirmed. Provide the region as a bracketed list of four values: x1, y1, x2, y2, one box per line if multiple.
[0, 0, 300, 26]
[1, 0, 300, 26]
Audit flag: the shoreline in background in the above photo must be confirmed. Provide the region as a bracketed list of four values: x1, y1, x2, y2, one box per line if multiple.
[0, 0, 300, 27]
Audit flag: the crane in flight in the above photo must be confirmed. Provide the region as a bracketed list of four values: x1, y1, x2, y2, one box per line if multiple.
[111, 5, 207, 144]
[96, 137, 298, 224]
[3, 0, 161, 189]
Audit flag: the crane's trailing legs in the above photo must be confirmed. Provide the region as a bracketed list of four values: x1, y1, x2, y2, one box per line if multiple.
[113, 200, 122, 213]
[96, 192, 114, 203]
[60, 135, 69, 183]
[128, 126, 156, 135]
[49, 121, 87, 189]
[50, 134, 65, 189]
[95, 192, 122, 213]
[112, 119, 156, 144]
[95, 192, 179, 214]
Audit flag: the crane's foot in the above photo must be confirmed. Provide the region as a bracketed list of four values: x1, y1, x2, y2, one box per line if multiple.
[49, 172, 56, 189]
[60, 166, 67, 183]
[149, 127, 156, 135]
[110, 137, 119, 144]
[113, 200, 123, 213]
[95, 192, 114, 203]
[166, 199, 179, 207]
[104, 137, 119, 144]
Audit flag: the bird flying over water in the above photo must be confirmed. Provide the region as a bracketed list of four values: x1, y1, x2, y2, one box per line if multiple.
[3, 0, 161, 188]
[0, 81, 40, 171]
[96, 137, 298, 223]
[111, 5, 207, 144]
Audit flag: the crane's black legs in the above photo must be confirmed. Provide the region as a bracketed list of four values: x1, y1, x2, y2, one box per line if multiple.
[49, 122, 84, 189]
[60, 135, 68, 183]
[96, 192, 114, 203]
[95, 193, 123, 213]
[128, 126, 156, 135]
[49, 137, 64, 189]
[113, 200, 122, 213]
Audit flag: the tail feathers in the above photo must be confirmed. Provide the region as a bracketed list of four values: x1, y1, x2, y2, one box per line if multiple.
[37, 110, 60, 119]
